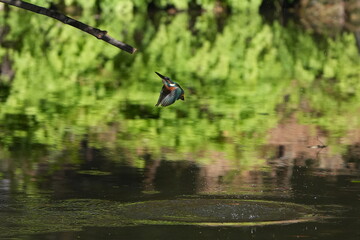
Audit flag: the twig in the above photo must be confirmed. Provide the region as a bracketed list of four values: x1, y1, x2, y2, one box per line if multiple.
[0, 0, 137, 54]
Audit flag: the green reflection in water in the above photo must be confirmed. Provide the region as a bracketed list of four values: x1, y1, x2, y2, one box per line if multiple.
[0, 197, 317, 237]
[21, 0, 263, 12]
[0, 6, 359, 178]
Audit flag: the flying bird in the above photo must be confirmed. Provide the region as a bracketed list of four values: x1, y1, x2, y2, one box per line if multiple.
[155, 72, 184, 107]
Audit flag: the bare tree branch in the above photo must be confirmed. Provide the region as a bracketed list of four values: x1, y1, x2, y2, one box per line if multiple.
[0, 0, 137, 54]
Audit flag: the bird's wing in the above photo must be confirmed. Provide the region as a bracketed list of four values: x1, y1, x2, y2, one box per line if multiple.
[155, 86, 171, 106]
[159, 88, 182, 107]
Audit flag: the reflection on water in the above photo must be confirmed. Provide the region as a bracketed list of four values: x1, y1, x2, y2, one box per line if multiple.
[0, 2, 360, 240]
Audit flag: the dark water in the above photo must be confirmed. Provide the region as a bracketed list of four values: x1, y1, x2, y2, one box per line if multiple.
[0, 142, 359, 239]
[1, 3, 360, 240]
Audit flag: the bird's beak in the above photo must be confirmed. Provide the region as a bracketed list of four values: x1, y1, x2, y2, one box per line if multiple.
[155, 72, 166, 79]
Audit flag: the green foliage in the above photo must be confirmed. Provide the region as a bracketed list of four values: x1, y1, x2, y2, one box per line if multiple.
[0, 2, 359, 177]
[25, 0, 264, 12]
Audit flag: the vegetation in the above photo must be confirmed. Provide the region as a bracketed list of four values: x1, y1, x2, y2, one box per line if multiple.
[26, 0, 264, 12]
[0, 0, 359, 178]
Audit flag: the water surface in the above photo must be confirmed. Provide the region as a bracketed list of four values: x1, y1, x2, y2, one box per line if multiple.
[0, 3, 359, 240]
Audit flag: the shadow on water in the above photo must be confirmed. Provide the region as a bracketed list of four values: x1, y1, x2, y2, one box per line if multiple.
[0, 1, 360, 239]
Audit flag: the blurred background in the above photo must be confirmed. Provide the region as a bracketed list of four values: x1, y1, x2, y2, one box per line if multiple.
[0, 0, 359, 239]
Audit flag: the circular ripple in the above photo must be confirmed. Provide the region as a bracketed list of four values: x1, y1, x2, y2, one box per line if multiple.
[119, 199, 316, 226]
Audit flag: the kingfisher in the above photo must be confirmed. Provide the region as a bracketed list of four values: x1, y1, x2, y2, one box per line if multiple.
[155, 72, 185, 107]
